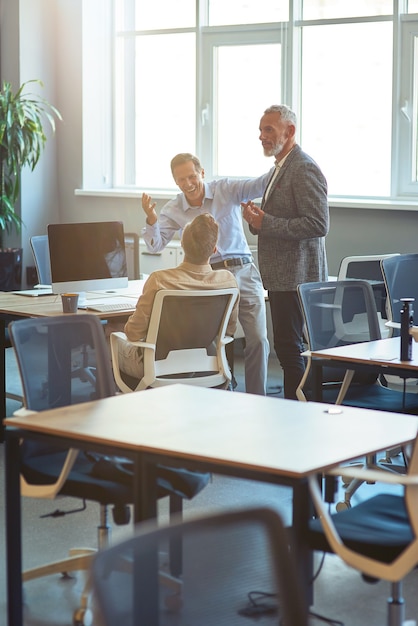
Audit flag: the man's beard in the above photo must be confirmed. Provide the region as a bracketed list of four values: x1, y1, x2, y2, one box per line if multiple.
[263, 141, 284, 158]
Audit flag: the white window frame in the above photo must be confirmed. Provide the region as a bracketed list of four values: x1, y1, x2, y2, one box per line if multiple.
[79, 1, 418, 209]
[199, 24, 286, 179]
[398, 18, 418, 196]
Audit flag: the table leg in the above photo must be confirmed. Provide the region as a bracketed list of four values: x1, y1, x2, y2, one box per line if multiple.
[133, 455, 159, 623]
[5, 431, 23, 626]
[292, 479, 314, 608]
[134, 454, 158, 524]
[311, 360, 323, 403]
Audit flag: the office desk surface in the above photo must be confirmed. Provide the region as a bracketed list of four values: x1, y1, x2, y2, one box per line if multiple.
[0, 280, 145, 318]
[311, 336, 418, 372]
[6, 384, 418, 626]
[5, 384, 418, 479]
[0, 280, 145, 430]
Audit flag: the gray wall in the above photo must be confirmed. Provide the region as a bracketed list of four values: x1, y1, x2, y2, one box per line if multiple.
[1, 0, 417, 284]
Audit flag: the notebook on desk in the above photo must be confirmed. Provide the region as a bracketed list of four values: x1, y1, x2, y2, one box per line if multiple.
[84, 302, 136, 313]
[80, 296, 137, 313]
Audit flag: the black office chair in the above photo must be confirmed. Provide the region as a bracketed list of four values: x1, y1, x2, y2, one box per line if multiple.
[381, 253, 418, 334]
[91, 506, 309, 626]
[381, 253, 418, 393]
[297, 280, 418, 412]
[297, 280, 418, 509]
[8, 314, 210, 626]
[306, 437, 418, 626]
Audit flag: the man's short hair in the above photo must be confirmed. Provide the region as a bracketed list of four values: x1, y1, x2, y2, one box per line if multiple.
[264, 104, 297, 126]
[170, 153, 202, 177]
[181, 213, 218, 264]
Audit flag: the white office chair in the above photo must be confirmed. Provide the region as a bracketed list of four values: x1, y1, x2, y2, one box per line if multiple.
[337, 253, 399, 338]
[110, 288, 239, 393]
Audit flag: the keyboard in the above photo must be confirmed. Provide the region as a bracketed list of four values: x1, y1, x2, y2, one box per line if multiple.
[86, 302, 136, 313]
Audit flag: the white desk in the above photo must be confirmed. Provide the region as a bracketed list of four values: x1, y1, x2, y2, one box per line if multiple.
[5, 384, 418, 626]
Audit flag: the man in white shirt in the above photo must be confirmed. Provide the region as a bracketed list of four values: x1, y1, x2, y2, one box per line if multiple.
[141, 153, 272, 395]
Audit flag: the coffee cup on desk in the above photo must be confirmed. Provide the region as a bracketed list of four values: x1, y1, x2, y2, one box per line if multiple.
[61, 293, 79, 313]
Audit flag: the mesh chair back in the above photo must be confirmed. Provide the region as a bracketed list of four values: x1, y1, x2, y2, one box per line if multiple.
[381, 253, 418, 334]
[154, 292, 232, 360]
[337, 254, 399, 324]
[91, 506, 308, 626]
[30, 235, 52, 285]
[9, 314, 116, 411]
[299, 280, 381, 349]
[298, 280, 381, 385]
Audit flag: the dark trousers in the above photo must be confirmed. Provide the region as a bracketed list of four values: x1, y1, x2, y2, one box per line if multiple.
[268, 290, 305, 400]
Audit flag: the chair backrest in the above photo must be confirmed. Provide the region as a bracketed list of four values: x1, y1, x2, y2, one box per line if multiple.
[298, 280, 381, 385]
[143, 287, 238, 381]
[299, 280, 381, 350]
[30, 235, 52, 285]
[337, 253, 399, 281]
[381, 253, 418, 335]
[8, 314, 116, 411]
[337, 254, 399, 334]
[148, 288, 237, 361]
[124, 232, 140, 279]
[91, 506, 308, 626]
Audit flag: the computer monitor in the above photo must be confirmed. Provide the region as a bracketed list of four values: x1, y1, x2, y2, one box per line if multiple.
[48, 221, 129, 294]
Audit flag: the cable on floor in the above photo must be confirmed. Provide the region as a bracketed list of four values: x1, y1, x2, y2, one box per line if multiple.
[237, 588, 344, 625]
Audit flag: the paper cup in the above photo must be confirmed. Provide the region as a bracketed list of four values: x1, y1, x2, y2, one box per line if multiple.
[61, 293, 79, 313]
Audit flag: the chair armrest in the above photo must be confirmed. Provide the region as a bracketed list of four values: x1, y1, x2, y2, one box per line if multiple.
[385, 321, 418, 342]
[13, 407, 37, 417]
[14, 404, 81, 498]
[385, 321, 400, 329]
[110, 331, 155, 351]
[325, 465, 418, 485]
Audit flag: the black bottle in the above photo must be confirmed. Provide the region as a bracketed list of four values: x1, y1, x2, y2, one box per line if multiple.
[400, 298, 414, 361]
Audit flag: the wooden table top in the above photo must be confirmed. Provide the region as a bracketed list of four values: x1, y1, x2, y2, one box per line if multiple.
[311, 336, 418, 372]
[5, 384, 418, 479]
[0, 280, 145, 318]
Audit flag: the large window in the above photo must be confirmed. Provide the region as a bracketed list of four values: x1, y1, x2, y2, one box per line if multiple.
[301, 20, 393, 197]
[82, 0, 418, 203]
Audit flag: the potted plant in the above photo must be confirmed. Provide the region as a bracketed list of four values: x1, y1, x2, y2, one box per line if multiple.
[0, 79, 61, 289]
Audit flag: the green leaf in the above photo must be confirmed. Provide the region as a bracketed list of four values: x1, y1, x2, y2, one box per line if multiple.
[0, 79, 61, 239]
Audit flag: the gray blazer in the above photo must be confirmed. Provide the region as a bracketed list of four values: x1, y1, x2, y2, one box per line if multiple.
[255, 144, 329, 291]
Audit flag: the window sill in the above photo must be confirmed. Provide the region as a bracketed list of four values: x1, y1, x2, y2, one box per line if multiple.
[329, 197, 418, 211]
[75, 188, 418, 211]
[74, 188, 177, 200]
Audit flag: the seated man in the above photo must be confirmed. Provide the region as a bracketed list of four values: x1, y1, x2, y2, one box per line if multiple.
[118, 213, 239, 378]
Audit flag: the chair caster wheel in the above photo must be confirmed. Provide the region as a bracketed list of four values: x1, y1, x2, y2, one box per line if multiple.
[164, 593, 183, 611]
[73, 607, 93, 626]
[336, 500, 351, 512]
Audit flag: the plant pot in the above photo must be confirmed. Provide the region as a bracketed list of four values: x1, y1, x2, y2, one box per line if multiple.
[0, 248, 22, 291]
